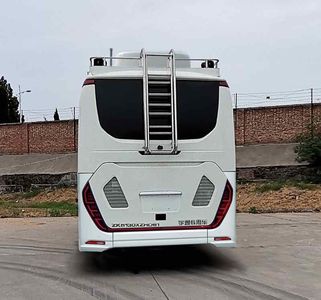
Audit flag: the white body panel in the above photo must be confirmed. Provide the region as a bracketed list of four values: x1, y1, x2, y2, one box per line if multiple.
[78, 51, 236, 252]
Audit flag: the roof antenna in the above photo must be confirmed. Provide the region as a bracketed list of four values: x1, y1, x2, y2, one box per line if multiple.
[109, 48, 113, 66]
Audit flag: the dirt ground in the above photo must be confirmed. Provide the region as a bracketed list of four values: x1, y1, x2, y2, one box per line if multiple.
[1, 183, 321, 218]
[237, 183, 321, 213]
[0, 188, 77, 218]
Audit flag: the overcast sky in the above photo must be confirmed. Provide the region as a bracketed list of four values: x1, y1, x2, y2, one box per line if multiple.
[1, 0, 321, 119]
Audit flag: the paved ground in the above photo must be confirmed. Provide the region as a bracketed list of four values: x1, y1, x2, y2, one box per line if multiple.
[0, 153, 77, 175]
[0, 143, 305, 175]
[0, 213, 320, 299]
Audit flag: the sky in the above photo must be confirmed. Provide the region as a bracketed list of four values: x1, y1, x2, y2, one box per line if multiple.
[1, 0, 321, 120]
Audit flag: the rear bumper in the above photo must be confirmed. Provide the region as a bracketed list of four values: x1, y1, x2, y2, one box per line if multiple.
[79, 202, 236, 252]
[79, 231, 236, 252]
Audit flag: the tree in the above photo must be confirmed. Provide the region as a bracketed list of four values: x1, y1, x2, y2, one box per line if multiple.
[295, 120, 321, 180]
[54, 108, 60, 121]
[0, 76, 20, 123]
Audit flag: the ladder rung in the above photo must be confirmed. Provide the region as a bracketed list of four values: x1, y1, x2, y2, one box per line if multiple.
[148, 81, 170, 85]
[149, 112, 171, 116]
[148, 75, 170, 80]
[146, 53, 172, 57]
[149, 93, 171, 97]
[150, 132, 172, 135]
[149, 125, 172, 129]
[149, 103, 171, 107]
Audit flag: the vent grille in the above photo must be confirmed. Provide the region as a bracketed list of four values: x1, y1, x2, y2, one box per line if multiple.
[103, 177, 128, 208]
[192, 176, 215, 206]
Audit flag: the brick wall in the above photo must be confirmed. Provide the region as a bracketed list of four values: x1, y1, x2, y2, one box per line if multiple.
[234, 103, 320, 145]
[0, 120, 77, 154]
[0, 103, 319, 154]
[0, 123, 29, 154]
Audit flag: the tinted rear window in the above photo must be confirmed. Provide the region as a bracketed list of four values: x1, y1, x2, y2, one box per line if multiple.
[95, 79, 219, 140]
[95, 79, 144, 139]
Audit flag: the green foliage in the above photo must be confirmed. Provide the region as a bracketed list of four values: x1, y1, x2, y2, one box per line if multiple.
[53, 108, 60, 121]
[249, 206, 258, 214]
[255, 181, 283, 193]
[23, 189, 42, 198]
[295, 119, 321, 180]
[289, 181, 317, 190]
[253, 179, 318, 193]
[296, 135, 321, 166]
[0, 76, 20, 123]
[0, 200, 78, 216]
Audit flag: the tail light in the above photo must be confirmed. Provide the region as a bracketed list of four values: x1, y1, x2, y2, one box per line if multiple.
[211, 180, 233, 228]
[82, 79, 95, 86]
[219, 80, 229, 88]
[82, 183, 108, 231]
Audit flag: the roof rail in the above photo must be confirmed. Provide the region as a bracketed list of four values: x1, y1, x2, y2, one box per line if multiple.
[89, 49, 219, 68]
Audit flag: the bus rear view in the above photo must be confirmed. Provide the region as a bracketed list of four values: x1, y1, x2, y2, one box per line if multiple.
[78, 49, 236, 252]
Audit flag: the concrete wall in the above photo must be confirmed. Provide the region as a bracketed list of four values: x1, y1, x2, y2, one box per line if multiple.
[0, 103, 319, 154]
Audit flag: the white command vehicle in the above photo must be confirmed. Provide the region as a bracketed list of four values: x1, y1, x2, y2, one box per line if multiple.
[78, 49, 236, 252]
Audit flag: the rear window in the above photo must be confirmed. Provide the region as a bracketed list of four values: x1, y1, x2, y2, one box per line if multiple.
[95, 79, 219, 140]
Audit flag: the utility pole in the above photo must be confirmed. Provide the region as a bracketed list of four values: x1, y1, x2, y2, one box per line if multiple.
[19, 85, 21, 122]
[109, 48, 113, 66]
[73, 107, 76, 151]
[18, 85, 31, 123]
[311, 88, 314, 136]
[235, 93, 238, 131]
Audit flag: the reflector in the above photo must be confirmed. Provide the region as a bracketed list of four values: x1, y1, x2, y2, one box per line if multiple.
[85, 240, 106, 245]
[214, 236, 231, 241]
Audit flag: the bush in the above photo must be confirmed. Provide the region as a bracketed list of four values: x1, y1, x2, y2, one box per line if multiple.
[255, 181, 284, 193]
[295, 120, 321, 181]
[249, 207, 258, 214]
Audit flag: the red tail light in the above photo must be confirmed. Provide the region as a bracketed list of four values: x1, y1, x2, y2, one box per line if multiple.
[214, 236, 231, 241]
[219, 80, 229, 88]
[85, 240, 106, 245]
[82, 79, 95, 86]
[211, 180, 233, 228]
[82, 183, 108, 231]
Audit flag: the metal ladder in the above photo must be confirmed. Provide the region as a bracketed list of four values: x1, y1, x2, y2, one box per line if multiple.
[141, 49, 178, 154]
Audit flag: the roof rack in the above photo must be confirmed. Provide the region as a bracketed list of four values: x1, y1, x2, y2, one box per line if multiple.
[89, 50, 219, 69]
